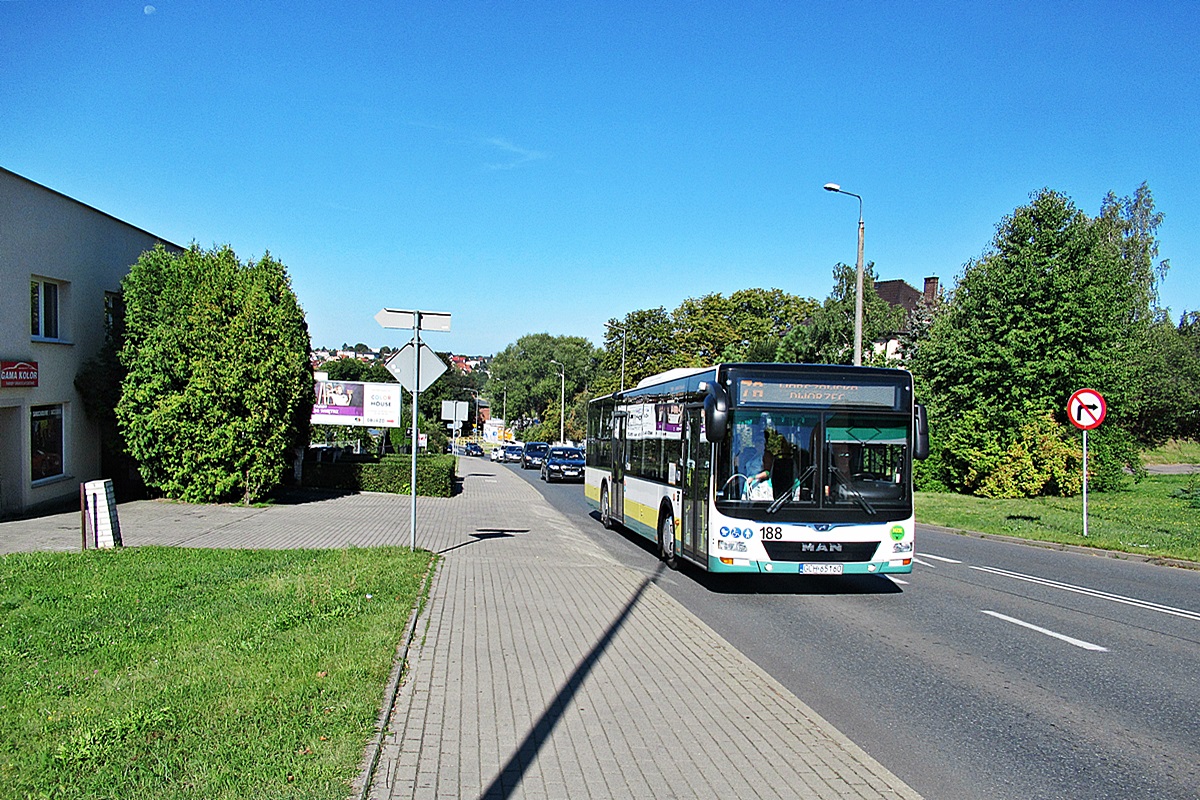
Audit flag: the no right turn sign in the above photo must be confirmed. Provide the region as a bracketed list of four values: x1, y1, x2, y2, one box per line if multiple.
[1067, 388, 1106, 431]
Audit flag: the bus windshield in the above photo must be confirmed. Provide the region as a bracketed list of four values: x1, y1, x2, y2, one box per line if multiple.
[715, 409, 911, 520]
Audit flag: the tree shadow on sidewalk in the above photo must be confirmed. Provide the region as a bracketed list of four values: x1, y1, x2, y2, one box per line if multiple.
[262, 486, 358, 506]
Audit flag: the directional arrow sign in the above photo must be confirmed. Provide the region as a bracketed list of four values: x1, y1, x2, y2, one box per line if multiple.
[375, 308, 452, 332]
[386, 343, 448, 392]
[375, 308, 417, 329]
[1067, 388, 1106, 431]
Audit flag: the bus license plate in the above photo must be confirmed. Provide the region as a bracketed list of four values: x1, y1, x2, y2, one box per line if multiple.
[802, 564, 843, 575]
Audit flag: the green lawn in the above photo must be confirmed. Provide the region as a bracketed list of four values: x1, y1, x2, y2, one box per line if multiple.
[0, 546, 435, 800]
[917, 472, 1200, 563]
[1141, 439, 1200, 466]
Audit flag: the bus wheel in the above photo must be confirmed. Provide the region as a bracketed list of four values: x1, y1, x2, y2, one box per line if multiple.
[658, 512, 678, 570]
[600, 485, 613, 529]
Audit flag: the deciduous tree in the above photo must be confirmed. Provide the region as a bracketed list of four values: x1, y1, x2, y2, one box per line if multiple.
[775, 263, 902, 365]
[117, 244, 312, 503]
[913, 185, 1172, 495]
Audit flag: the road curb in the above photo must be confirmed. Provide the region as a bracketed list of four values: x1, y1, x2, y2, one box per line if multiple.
[354, 558, 439, 800]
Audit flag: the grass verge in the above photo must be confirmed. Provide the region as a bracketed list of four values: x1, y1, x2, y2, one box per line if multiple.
[1141, 439, 1200, 466]
[917, 472, 1200, 563]
[0, 545, 435, 800]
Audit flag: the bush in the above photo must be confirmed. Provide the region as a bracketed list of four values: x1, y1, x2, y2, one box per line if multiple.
[976, 412, 1082, 498]
[118, 245, 312, 505]
[1085, 424, 1145, 491]
[930, 406, 1097, 498]
[302, 454, 455, 497]
[934, 407, 1007, 494]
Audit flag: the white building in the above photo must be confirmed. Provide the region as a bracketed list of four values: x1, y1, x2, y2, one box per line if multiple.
[0, 167, 177, 518]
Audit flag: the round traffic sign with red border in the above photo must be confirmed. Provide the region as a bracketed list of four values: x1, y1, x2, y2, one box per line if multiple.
[1067, 388, 1106, 430]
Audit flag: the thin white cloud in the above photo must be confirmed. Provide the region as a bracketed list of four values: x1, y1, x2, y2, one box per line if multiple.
[483, 138, 548, 171]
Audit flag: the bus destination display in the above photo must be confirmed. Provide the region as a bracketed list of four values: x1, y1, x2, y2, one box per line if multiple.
[737, 379, 897, 408]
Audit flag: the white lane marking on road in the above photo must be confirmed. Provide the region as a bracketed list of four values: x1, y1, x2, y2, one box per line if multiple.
[886, 576, 909, 585]
[970, 565, 1200, 622]
[919, 553, 963, 564]
[980, 610, 1109, 651]
[912, 557, 937, 568]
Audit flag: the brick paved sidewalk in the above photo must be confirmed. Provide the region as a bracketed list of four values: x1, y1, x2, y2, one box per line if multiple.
[0, 464, 922, 799]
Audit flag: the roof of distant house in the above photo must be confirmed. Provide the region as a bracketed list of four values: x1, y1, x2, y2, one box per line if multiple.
[876, 276, 940, 314]
[874, 280, 923, 314]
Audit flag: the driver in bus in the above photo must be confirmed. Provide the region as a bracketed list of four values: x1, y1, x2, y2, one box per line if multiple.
[736, 422, 775, 501]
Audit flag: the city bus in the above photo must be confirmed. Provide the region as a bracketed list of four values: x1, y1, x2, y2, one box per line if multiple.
[585, 363, 929, 575]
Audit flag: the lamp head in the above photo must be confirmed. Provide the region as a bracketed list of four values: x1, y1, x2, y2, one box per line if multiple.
[823, 183, 841, 192]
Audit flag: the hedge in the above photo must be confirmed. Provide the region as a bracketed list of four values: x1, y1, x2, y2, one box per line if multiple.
[301, 454, 456, 497]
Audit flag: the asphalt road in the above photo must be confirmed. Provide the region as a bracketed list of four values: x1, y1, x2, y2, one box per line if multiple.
[499, 458, 1200, 800]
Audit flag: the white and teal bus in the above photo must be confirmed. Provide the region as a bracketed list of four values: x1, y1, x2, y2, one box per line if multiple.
[585, 363, 929, 575]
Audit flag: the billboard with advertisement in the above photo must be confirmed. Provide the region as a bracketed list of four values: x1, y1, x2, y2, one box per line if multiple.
[311, 380, 403, 427]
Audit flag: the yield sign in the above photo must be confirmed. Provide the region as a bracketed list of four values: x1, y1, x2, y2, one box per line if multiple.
[1067, 388, 1106, 431]
[386, 343, 448, 392]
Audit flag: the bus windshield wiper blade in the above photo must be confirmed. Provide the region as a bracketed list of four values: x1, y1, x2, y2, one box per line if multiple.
[767, 466, 817, 514]
[829, 466, 876, 515]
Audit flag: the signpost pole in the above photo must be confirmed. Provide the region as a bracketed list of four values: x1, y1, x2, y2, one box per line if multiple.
[1082, 429, 1089, 538]
[410, 317, 421, 550]
[1067, 388, 1104, 539]
[376, 307, 451, 552]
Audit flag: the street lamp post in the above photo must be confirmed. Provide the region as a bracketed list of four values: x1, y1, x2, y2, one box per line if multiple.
[824, 183, 865, 366]
[606, 320, 627, 392]
[549, 359, 566, 444]
[466, 389, 480, 441]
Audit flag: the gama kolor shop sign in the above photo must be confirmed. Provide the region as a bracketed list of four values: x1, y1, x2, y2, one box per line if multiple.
[1, 361, 38, 387]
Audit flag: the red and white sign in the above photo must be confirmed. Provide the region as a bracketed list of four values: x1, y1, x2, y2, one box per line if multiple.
[1067, 388, 1106, 430]
[1, 361, 38, 388]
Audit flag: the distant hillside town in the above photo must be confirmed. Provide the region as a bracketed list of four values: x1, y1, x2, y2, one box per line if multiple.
[310, 345, 489, 374]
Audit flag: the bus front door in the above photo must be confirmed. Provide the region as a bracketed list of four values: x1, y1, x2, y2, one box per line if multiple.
[611, 412, 626, 524]
[682, 406, 709, 563]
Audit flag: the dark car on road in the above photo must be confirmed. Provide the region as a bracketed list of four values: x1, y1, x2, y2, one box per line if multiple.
[540, 446, 585, 482]
[521, 442, 549, 470]
[465, 442, 484, 457]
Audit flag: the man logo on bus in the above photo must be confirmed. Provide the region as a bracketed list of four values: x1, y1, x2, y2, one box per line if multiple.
[719, 526, 754, 539]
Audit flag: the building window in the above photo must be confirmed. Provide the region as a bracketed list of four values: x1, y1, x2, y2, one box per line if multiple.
[31, 404, 65, 481]
[31, 279, 60, 340]
[104, 291, 125, 340]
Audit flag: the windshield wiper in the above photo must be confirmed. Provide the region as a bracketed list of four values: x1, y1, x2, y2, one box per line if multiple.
[828, 466, 877, 515]
[767, 466, 817, 514]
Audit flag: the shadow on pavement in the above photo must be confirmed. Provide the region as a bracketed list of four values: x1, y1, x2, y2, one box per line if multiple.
[437, 529, 531, 555]
[478, 563, 665, 799]
[695, 571, 904, 596]
[266, 487, 358, 505]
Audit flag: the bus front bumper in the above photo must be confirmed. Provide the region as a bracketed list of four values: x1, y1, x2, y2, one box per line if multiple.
[706, 557, 913, 575]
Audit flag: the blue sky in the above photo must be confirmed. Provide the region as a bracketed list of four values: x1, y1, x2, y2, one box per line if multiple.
[4, 1, 1198, 356]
